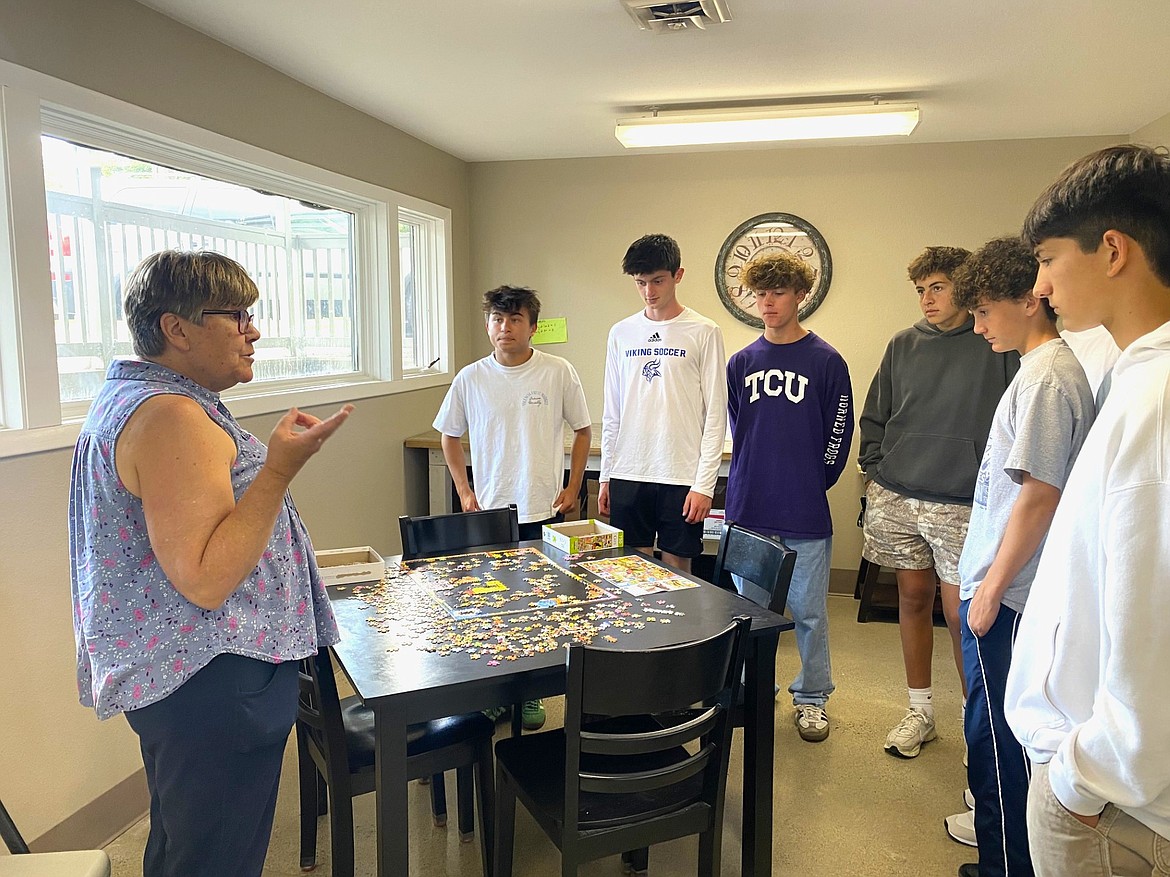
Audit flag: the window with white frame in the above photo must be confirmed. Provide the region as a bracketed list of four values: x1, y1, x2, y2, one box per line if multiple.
[0, 62, 453, 455]
[399, 208, 449, 375]
[43, 136, 360, 404]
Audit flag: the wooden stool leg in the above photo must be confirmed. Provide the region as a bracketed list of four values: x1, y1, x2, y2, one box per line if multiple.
[856, 559, 882, 623]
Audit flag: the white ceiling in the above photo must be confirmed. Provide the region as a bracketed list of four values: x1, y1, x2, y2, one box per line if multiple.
[134, 0, 1170, 163]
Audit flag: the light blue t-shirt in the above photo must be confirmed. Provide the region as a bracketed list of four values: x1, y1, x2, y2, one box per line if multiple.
[958, 338, 1095, 613]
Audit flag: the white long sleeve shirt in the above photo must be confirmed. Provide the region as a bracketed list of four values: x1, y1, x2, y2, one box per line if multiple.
[600, 307, 727, 496]
[1005, 320, 1170, 838]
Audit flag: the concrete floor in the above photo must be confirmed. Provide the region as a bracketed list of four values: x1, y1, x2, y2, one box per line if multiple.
[104, 595, 977, 875]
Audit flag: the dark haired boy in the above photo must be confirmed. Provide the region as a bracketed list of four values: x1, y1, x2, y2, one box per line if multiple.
[859, 246, 1019, 758]
[725, 253, 853, 742]
[434, 285, 591, 730]
[1005, 144, 1170, 877]
[599, 234, 726, 573]
[944, 237, 1094, 877]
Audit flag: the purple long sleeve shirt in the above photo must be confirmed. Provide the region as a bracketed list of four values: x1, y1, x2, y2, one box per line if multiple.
[726, 333, 854, 540]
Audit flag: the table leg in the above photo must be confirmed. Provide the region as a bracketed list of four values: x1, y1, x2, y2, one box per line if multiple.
[742, 632, 778, 877]
[374, 703, 410, 876]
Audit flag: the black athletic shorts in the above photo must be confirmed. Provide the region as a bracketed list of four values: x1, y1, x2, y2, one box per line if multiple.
[518, 513, 564, 543]
[607, 478, 704, 558]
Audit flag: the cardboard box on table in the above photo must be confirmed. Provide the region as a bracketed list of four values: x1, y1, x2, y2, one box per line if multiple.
[541, 520, 624, 553]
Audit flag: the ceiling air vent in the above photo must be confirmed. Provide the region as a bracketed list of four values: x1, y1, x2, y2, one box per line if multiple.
[621, 1, 732, 32]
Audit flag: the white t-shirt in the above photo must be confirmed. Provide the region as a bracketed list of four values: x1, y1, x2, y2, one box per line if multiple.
[434, 348, 591, 524]
[600, 307, 727, 496]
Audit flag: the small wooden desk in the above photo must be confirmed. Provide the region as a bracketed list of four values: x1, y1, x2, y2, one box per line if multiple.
[404, 425, 734, 516]
[327, 541, 792, 876]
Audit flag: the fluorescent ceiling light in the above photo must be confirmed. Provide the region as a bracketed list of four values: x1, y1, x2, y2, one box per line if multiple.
[615, 101, 920, 148]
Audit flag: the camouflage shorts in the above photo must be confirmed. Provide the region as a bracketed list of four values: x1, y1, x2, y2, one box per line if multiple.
[861, 481, 970, 585]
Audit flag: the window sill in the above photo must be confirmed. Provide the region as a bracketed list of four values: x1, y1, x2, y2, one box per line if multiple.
[0, 371, 452, 460]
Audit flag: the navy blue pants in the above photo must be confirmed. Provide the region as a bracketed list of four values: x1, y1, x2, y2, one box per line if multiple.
[124, 653, 299, 877]
[961, 599, 1035, 877]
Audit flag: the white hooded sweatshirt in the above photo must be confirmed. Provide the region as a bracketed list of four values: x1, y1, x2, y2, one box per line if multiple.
[1005, 320, 1170, 838]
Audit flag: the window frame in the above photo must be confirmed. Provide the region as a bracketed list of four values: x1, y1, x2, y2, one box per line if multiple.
[0, 58, 453, 459]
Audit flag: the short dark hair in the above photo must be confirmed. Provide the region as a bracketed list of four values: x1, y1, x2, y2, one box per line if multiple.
[1022, 144, 1170, 286]
[907, 246, 971, 283]
[124, 250, 258, 357]
[482, 285, 541, 325]
[741, 253, 815, 295]
[952, 236, 1052, 319]
[622, 234, 681, 276]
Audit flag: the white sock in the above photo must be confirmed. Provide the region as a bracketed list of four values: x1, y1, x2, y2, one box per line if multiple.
[908, 687, 934, 718]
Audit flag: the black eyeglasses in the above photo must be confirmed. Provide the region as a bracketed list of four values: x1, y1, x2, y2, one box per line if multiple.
[201, 309, 255, 334]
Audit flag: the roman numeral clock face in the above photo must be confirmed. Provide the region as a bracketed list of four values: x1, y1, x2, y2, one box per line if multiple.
[715, 212, 833, 329]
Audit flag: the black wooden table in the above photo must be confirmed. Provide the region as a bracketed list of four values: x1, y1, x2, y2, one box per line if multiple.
[327, 541, 793, 876]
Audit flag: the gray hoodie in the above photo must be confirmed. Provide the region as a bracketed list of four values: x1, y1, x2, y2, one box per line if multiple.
[858, 317, 1018, 504]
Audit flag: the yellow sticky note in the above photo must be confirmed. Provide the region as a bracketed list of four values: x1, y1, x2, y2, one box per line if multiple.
[532, 317, 568, 345]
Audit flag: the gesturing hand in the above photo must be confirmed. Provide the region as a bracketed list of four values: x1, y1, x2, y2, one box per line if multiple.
[265, 404, 354, 481]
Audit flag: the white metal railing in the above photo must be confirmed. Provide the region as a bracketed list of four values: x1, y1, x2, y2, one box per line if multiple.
[47, 190, 356, 402]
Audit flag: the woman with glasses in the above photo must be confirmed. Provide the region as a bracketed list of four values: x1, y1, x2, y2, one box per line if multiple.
[68, 250, 353, 877]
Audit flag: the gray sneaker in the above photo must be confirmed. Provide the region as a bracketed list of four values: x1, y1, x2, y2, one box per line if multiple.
[794, 704, 830, 742]
[945, 808, 978, 847]
[884, 708, 937, 758]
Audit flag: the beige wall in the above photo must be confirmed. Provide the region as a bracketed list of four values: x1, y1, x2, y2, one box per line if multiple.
[2, 0, 1166, 851]
[1134, 109, 1170, 146]
[0, 0, 471, 846]
[468, 135, 1121, 576]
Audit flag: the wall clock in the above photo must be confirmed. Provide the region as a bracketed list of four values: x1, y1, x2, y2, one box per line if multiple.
[714, 212, 833, 328]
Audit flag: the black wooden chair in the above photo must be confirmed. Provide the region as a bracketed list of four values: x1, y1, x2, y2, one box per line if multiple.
[399, 504, 529, 739]
[620, 522, 795, 875]
[493, 615, 751, 877]
[1, 796, 110, 876]
[399, 504, 520, 560]
[709, 521, 797, 616]
[295, 649, 495, 876]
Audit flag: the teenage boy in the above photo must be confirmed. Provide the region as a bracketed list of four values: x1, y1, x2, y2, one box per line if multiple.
[726, 253, 853, 742]
[859, 247, 1019, 758]
[434, 285, 591, 730]
[945, 237, 1095, 877]
[599, 234, 726, 574]
[1006, 144, 1170, 877]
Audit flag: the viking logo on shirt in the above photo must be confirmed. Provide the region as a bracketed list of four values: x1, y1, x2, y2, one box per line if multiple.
[744, 368, 808, 404]
[642, 359, 662, 383]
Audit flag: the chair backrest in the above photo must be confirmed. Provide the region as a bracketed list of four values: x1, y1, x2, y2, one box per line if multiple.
[1, 796, 112, 875]
[398, 504, 520, 559]
[1, 795, 31, 854]
[297, 649, 356, 790]
[710, 521, 797, 615]
[560, 616, 751, 835]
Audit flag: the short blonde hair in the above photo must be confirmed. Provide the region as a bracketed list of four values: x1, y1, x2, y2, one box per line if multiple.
[741, 253, 814, 294]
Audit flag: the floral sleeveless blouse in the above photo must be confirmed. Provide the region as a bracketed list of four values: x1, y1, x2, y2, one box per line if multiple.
[69, 360, 339, 719]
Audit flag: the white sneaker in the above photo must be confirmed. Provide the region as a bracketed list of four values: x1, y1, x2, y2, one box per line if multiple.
[884, 708, 937, 758]
[794, 704, 830, 742]
[945, 808, 977, 847]
[964, 787, 975, 809]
